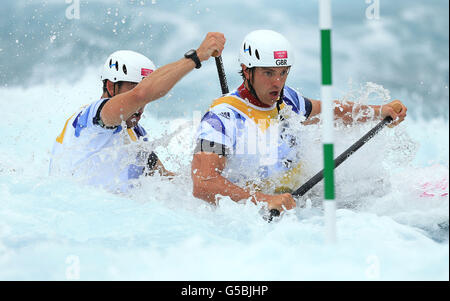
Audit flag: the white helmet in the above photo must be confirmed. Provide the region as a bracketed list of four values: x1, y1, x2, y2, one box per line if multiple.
[100, 50, 156, 83]
[238, 30, 295, 68]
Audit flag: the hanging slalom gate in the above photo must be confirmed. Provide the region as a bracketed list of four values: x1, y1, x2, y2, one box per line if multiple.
[319, 0, 336, 243]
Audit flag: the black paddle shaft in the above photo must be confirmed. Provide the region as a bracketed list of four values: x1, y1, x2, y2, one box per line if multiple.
[293, 115, 393, 196]
[267, 115, 394, 221]
[215, 56, 229, 95]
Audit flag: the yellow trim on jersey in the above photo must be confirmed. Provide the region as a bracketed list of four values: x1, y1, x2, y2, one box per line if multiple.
[56, 114, 139, 145]
[127, 128, 138, 142]
[244, 162, 303, 194]
[56, 112, 77, 144]
[209, 96, 285, 131]
[273, 162, 303, 194]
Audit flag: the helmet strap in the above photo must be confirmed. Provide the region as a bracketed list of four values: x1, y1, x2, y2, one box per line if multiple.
[103, 80, 112, 98]
[113, 82, 119, 96]
[245, 67, 260, 102]
[104, 81, 122, 98]
[276, 87, 285, 119]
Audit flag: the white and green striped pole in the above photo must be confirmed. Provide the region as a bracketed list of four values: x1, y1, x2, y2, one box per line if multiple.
[319, 0, 336, 243]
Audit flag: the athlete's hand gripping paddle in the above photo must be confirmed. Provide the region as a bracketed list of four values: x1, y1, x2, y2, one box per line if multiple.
[267, 103, 403, 222]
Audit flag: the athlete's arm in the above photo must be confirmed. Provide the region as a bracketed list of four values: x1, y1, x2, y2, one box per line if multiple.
[101, 32, 226, 127]
[191, 151, 296, 211]
[148, 159, 176, 178]
[304, 99, 407, 126]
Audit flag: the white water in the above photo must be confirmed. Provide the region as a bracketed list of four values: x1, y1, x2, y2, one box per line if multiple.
[0, 71, 448, 280]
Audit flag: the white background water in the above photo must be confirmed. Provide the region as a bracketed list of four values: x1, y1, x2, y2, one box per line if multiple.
[0, 0, 448, 280]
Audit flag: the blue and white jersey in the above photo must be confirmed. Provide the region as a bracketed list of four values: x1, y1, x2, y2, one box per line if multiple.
[49, 98, 152, 192]
[195, 85, 311, 193]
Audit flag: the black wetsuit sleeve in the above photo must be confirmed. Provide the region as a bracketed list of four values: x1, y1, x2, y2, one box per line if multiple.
[92, 98, 118, 129]
[194, 139, 229, 157]
[304, 97, 313, 119]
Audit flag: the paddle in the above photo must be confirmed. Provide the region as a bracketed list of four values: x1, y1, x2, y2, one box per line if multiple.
[214, 55, 229, 95]
[267, 103, 403, 222]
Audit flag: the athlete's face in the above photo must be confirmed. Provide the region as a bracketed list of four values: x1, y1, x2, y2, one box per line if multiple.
[245, 66, 290, 106]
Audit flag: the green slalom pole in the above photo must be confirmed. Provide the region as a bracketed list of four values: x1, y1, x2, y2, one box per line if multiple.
[266, 1, 337, 229]
[320, 0, 336, 243]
